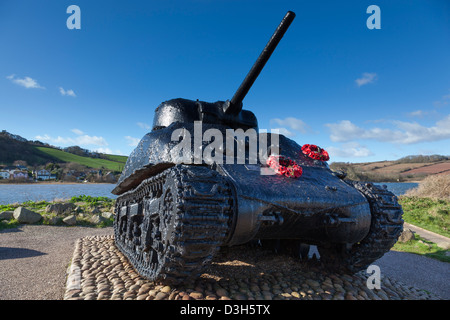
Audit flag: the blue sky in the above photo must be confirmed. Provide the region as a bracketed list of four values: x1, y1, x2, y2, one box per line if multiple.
[1, 0, 449, 163]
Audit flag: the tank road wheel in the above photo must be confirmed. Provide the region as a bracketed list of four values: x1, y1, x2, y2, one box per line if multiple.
[318, 181, 404, 273]
[114, 165, 234, 284]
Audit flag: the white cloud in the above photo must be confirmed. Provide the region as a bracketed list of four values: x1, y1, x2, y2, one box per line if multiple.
[406, 109, 437, 118]
[59, 87, 76, 97]
[71, 128, 84, 135]
[408, 110, 424, 117]
[137, 122, 151, 130]
[7, 74, 45, 89]
[125, 136, 140, 147]
[433, 92, 450, 107]
[326, 120, 365, 142]
[327, 142, 374, 158]
[76, 135, 108, 146]
[35, 134, 51, 141]
[270, 117, 310, 137]
[35, 133, 108, 147]
[94, 147, 113, 154]
[355, 72, 377, 87]
[94, 148, 125, 155]
[325, 115, 450, 144]
[269, 127, 295, 137]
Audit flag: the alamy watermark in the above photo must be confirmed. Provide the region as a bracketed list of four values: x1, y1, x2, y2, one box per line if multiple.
[170, 121, 280, 174]
[367, 5, 381, 30]
[66, 264, 81, 291]
[67, 5, 81, 30]
[65, 5, 380, 31]
[366, 265, 381, 289]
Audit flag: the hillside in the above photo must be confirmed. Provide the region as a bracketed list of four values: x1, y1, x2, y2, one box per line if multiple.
[0, 131, 57, 166]
[330, 155, 450, 182]
[0, 130, 127, 172]
[36, 147, 126, 172]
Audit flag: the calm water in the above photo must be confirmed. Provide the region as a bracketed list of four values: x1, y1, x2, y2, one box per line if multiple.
[374, 182, 418, 196]
[0, 181, 418, 205]
[0, 183, 117, 205]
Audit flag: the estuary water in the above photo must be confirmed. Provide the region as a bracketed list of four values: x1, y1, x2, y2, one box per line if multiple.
[0, 183, 117, 205]
[0, 182, 418, 205]
[374, 182, 418, 197]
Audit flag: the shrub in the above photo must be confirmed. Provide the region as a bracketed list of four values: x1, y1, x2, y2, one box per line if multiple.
[405, 174, 450, 200]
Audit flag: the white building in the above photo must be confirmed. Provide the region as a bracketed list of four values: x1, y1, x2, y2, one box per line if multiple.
[0, 171, 10, 179]
[36, 169, 51, 180]
[11, 170, 28, 179]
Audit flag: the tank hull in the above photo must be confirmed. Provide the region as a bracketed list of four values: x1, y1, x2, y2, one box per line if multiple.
[113, 124, 402, 282]
[218, 163, 371, 246]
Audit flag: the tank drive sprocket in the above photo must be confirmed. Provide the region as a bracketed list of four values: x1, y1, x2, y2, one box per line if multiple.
[114, 164, 234, 284]
[317, 181, 404, 273]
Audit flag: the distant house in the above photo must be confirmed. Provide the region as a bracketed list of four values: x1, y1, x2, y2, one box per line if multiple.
[36, 169, 51, 181]
[65, 170, 86, 181]
[11, 170, 28, 180]
[0, 171, 10, 179]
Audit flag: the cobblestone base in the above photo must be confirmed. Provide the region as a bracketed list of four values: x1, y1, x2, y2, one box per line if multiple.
[64, 235, 441, 300]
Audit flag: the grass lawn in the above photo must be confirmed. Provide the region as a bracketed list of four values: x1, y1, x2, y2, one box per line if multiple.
[398, 196, 450, 238]
[392, 236, 449, 263]
[0, 196, 116, 230]
[36, 146, 126, 171]
[394, 196, 449, 262]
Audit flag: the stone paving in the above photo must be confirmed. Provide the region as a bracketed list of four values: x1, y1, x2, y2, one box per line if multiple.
[64, 235, 442, 300]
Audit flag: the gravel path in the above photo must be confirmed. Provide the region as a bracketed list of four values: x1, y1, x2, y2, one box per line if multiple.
[375, 250, 450, 299]
[1, 225, 448, 300]
[0, 225, 113, 300]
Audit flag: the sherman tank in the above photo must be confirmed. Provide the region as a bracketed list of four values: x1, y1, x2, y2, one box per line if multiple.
[112, 11, 403, 284]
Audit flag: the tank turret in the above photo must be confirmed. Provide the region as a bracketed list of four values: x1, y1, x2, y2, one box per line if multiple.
[152, 11, 295, 132]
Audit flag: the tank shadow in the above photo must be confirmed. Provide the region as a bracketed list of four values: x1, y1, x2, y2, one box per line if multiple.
[0, 247, 47, 260]
[201, 243, 326, 282]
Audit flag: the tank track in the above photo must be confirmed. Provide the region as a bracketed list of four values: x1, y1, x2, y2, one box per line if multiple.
[114, 164, 234, 284]
[318, 181, 404, 273]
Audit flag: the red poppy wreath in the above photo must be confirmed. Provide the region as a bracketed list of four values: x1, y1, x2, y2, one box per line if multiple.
[301, 144, 330, 161]
[266, 155, 303, 178]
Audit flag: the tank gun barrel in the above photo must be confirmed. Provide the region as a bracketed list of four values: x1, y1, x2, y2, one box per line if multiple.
[226, 10, 296, 115]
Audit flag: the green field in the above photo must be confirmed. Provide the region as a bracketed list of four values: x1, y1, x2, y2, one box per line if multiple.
[104, 154, 128, 163]
[36, 147, 127, 171]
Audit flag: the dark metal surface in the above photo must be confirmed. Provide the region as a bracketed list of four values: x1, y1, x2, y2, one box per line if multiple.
[151, 98, 258, 132]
